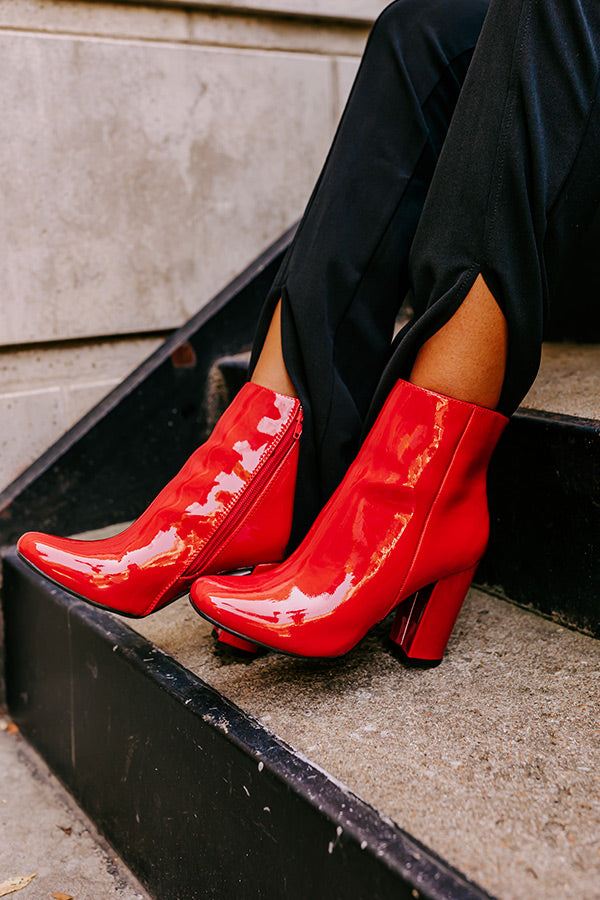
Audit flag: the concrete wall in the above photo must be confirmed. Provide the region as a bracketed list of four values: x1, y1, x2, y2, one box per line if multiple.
[0, 0, 388, 492]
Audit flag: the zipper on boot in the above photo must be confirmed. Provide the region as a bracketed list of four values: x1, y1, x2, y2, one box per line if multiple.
[181, 404, 303, 580]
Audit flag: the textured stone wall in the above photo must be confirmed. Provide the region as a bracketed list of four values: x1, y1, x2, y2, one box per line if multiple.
[0, 0, 388, 493]
[123, 0, 386, 20]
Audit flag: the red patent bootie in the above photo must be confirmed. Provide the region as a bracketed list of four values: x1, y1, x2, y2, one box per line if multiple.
[18, 383, 302, 626]
[190, 380, 508, 663]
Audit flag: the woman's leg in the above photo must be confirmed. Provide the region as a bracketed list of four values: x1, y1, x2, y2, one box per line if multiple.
[251, 0, 491, 545]
[410, 274, 507, 409]
[366, 0, 600, 431]
[251, 300, 297, 398]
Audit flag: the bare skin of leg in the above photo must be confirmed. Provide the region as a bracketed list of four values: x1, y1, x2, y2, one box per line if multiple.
[251, 300, 298, 398]
[410, 274, 508, 410]
[252, 277, 506, 409]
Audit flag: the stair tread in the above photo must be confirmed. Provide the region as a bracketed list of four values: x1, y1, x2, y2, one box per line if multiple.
[521, 342, 599, 420]
[125, 589, 600, 900]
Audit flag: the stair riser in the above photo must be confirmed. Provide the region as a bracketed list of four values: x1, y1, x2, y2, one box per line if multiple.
[480, 410, 599, 636]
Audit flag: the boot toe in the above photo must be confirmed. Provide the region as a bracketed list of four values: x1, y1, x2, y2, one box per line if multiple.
[17, 531, 57, 570]
[17, 531, 91, 587]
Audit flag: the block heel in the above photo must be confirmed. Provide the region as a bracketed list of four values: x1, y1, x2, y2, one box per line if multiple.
[213, 627, 260, 655]
[389, 564, 479, 666]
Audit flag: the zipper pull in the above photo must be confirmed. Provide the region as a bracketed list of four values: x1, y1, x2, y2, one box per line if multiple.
[293, 406, 303, 439]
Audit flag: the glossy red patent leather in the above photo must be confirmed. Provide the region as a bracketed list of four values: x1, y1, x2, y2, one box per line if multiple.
[190, 380, 508, 661]
[18, 383, 302, 617]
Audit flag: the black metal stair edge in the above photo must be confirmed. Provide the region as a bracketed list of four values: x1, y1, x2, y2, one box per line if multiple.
[478, 406, 599, 638]
[0, 225, 297, 549]
[2, 554, 495, 900]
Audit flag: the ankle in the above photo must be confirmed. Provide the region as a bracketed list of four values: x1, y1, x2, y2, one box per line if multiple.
[250, 299, 298, 398]
[250, 371, 298, 399]
[409, 275, 507, 411]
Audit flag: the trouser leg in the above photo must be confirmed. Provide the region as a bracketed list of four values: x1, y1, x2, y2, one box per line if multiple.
[367, 0, 600, 427]
[250, 0, 490, 545]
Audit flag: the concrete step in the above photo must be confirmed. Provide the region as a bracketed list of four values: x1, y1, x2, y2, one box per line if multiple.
[522, 342, 599, 420]
[3, 554, 599, 900]
[130, 586, 600, 900]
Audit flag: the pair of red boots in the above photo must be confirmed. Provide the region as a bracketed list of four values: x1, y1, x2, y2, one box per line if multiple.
[18, 379, 507, 664]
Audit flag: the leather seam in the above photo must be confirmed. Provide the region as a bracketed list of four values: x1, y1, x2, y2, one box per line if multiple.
[396, 408, 476, 601]
[202, 444, 297, 575]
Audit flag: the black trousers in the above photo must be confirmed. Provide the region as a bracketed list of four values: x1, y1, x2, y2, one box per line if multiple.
[249, 0, 600, 547]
